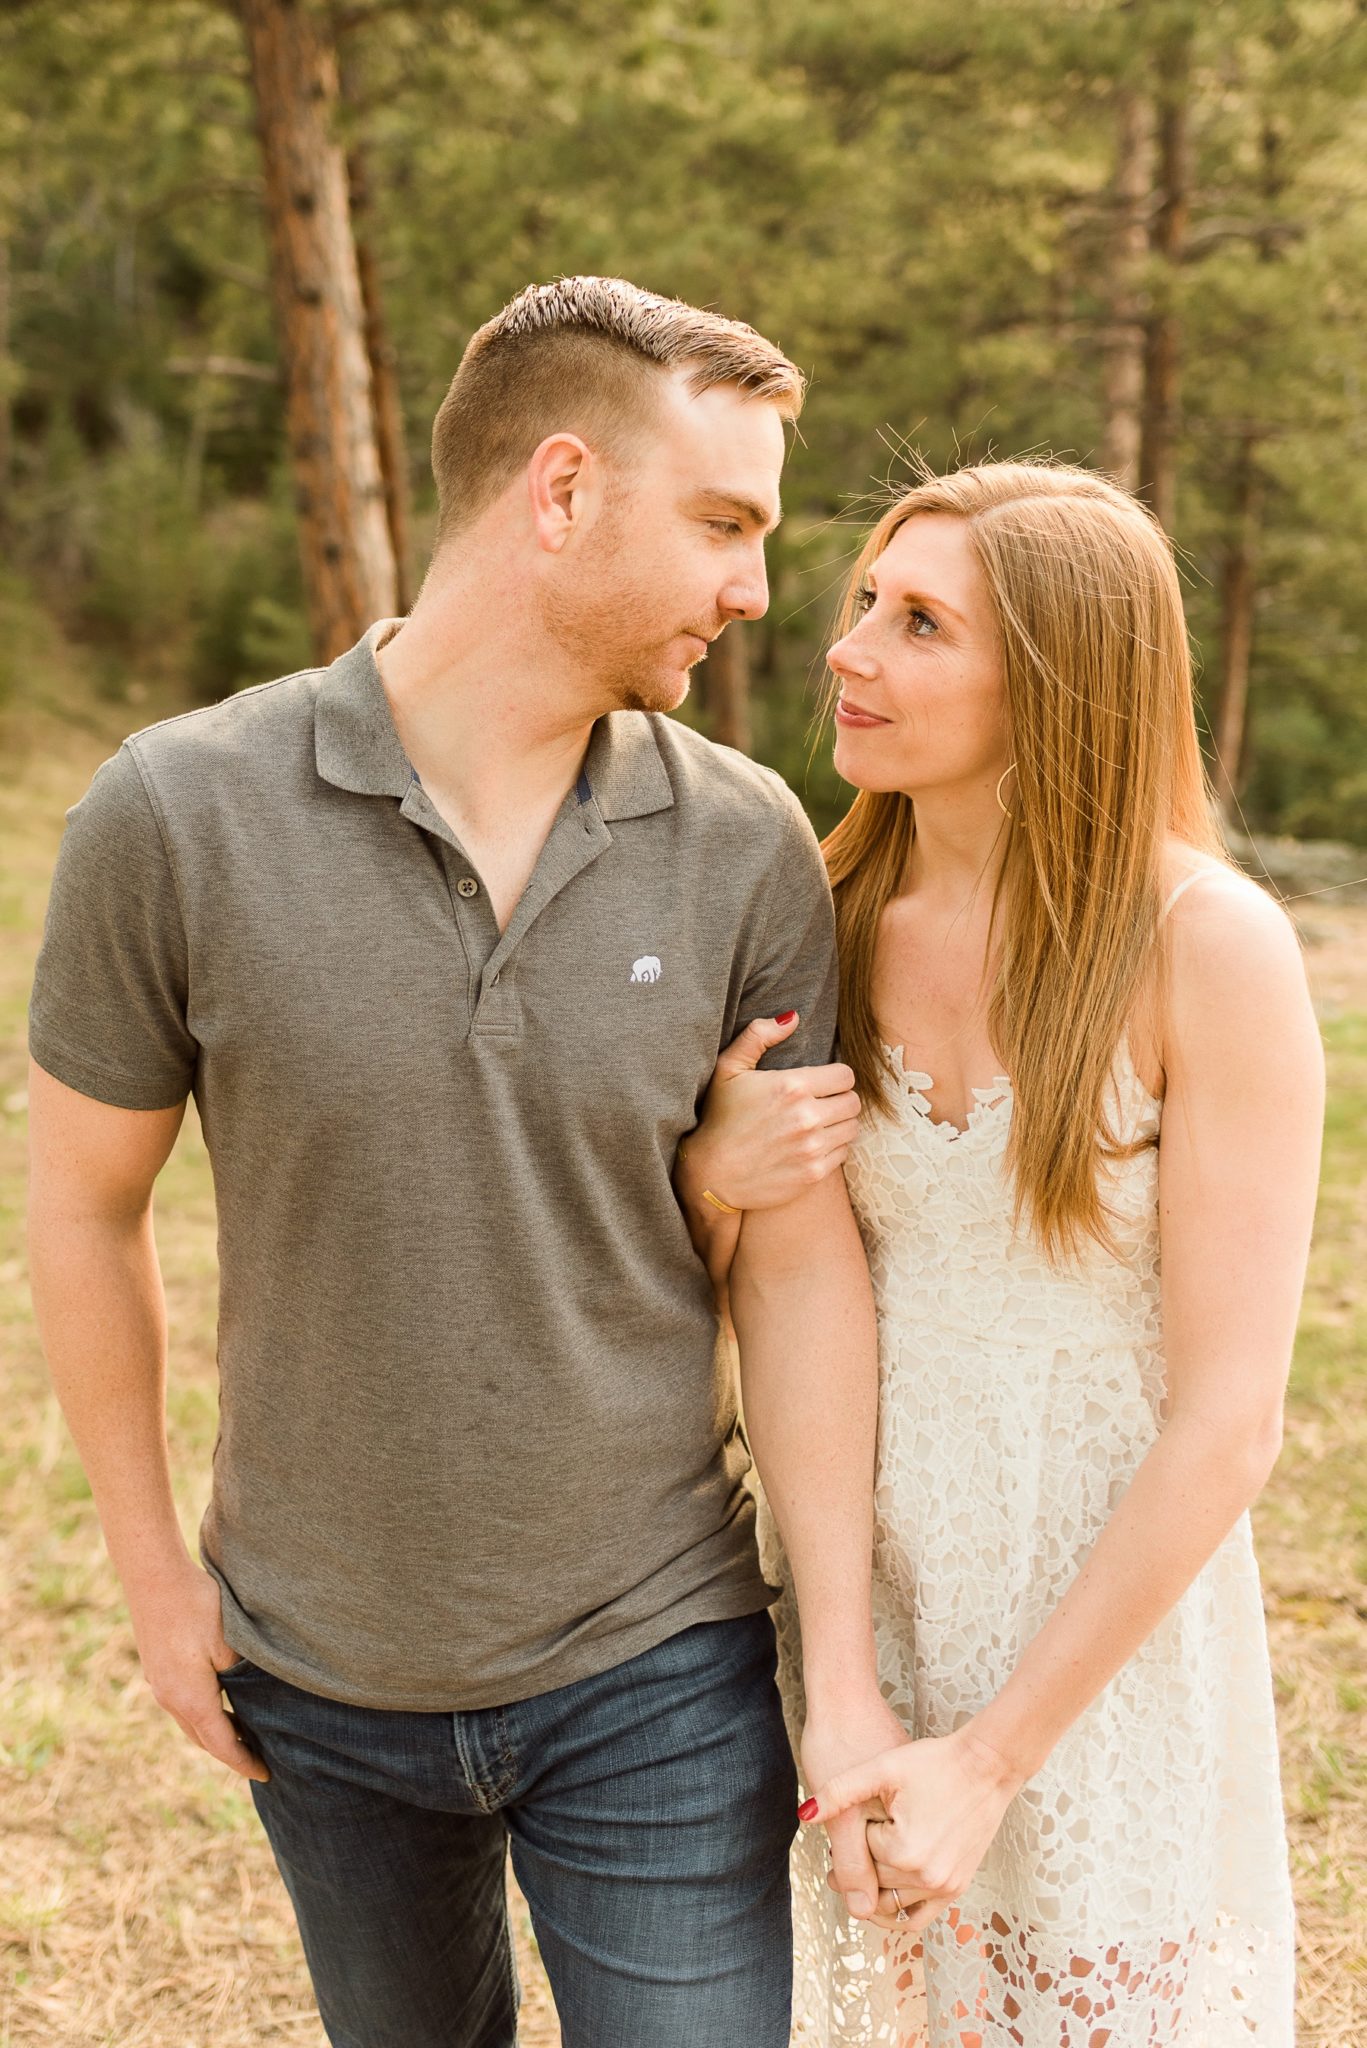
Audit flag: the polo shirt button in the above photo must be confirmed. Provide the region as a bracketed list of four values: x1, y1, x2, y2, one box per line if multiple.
[456, 877, 479, 898]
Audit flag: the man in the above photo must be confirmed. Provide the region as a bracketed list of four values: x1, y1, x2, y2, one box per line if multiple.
[27, 276, 898, 2047]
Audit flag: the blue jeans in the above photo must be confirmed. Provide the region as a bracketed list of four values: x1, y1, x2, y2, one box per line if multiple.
[221, 1611, 797, 2047]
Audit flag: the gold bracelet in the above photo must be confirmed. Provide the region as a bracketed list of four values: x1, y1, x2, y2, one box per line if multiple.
[678, 1138, 743, 1216]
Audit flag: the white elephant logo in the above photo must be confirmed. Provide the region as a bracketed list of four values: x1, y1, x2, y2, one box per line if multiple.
[630, 955, 662, 984]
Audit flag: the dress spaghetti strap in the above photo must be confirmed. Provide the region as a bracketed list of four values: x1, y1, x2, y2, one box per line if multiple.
[1159, 863, 1237, 923]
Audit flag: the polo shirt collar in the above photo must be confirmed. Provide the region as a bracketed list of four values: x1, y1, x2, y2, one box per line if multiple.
[580, 709, 674, 822]
[315, 619, 675, 821]
[314, 620, 413, 799]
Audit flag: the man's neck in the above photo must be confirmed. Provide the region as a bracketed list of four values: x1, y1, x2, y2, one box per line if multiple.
[374, 567, 599, 847]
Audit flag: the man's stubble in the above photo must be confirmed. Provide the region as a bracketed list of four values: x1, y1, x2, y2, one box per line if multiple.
[540, 489, 710, 717]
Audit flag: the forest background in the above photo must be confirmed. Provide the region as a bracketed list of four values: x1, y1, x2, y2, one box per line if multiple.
[1, 0, 1365, 842]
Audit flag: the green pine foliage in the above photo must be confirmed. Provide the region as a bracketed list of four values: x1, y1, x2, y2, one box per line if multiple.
[0, 0, 1363, 841]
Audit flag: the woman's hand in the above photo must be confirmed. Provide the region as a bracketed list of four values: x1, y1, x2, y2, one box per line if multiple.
[683, 1011, 863, 1214]
[801, 1724, 1024, 1935]
[674, 1011, 861, 1318]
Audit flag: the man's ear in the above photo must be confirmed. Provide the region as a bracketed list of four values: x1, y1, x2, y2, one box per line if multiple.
[526, 433, 593, 554]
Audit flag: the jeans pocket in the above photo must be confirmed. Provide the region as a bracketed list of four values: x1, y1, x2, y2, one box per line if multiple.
[216, 1655, 257, 1683]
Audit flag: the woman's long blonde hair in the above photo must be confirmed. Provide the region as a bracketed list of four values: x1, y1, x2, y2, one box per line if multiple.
[822, 460, 1225, 1261]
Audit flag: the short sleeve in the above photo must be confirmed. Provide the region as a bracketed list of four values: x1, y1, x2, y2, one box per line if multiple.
[28, 743, 198, 1109]
[738, 794, 839, 1069]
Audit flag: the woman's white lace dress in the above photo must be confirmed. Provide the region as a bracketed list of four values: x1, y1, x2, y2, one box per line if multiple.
[757, 1040, 1296, 2047]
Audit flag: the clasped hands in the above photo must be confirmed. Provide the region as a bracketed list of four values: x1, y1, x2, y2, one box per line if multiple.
[799, 1716, 1024, 1936]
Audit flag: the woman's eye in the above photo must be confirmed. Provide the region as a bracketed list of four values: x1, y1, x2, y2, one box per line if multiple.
[852, 588, 936, 634]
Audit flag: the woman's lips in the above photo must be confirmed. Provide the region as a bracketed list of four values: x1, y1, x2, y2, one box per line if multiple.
[835, 695, 891, 729]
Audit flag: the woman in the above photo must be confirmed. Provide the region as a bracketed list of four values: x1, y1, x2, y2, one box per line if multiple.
[675, 461, 1323, 2047]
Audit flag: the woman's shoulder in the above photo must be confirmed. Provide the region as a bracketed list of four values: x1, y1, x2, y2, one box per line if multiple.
[1157, 839, 1315, 1082]
[1158, 840, 1300, 966]
[1159, 841, 1269, 920]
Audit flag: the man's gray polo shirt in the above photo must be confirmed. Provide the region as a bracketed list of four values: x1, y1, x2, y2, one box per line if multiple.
[29, 621, 839, 1711]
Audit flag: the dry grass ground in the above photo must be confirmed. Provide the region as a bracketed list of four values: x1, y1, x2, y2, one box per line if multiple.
[2, 690, 1363, 2047]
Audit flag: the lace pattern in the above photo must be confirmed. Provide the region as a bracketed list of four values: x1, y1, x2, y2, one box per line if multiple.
[757, 1043, 1296, 2046]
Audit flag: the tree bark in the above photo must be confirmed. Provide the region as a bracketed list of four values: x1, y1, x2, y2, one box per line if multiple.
[346, 134, 413, 611]
[338, 25, 414, 613]
[1100, 88, 1153, 490]
[1211, 432, 1263, 818]
[0, 236, 11, 534]
[1211, 122, 1283, 817]
[1138, 29, 1192, 534]
[236, 0, 396, 661]
[704, 624, 754, 756]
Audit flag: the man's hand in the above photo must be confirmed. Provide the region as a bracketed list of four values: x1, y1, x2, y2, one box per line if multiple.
[799, 1692, 912, 1921]
[129, 1562, 270, 1783]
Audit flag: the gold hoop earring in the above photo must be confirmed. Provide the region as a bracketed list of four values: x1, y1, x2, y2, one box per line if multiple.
[995, 763, 1017, 816]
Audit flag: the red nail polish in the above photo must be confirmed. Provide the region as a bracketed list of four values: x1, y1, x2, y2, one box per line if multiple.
[776, 1010, 798, 1026]
[797, 1797, 818, 1822]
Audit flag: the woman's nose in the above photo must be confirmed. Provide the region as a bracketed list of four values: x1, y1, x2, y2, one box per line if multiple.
[826, 632, 876, 679]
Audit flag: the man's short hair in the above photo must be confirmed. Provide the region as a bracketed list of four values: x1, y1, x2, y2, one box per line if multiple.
[429, 276, 805, 544]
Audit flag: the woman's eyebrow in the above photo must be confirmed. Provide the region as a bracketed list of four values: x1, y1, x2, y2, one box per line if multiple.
[865, 573, 967, 627]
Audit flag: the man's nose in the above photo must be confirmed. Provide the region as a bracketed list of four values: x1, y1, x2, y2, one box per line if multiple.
[720, 550, 770, 622]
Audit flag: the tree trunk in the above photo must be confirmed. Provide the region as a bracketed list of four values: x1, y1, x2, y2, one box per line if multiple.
[1212, 432, 1263, 818]
[346, 138, 413, 611]
[0, 236, 11, 533]
[338, 30, 414, 612]
[1211, 122, 1283, 818]
[236, 0, 396, 661]
[1138, 29, 1191, 534]
[704, 624, 753, 755]
[1100, 89, 1153, 490]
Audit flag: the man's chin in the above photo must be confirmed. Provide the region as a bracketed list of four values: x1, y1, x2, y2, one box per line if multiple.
[614, 663, 693, 716]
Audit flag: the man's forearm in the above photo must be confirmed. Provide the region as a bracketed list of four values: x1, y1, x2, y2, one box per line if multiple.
[730, 1178, 881, 1709]
[28, 1205, 193, 1594]
[672, 1137, 742, 1323]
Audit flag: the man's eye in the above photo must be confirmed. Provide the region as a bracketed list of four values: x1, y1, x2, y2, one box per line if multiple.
[708, 519, 743, 537]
